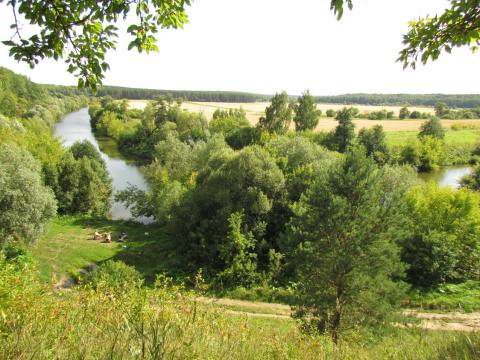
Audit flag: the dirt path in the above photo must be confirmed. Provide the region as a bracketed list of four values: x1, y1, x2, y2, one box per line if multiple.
[197, 297, 480, 331]
[403, 310, 480, 332]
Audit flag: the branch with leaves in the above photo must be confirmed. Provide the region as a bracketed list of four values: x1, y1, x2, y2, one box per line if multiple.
[330, 0, 480, 68]
[2, 0, 192, 89]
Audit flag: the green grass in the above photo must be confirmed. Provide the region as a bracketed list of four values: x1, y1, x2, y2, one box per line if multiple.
[30, 216, 178, 284]
[406, 281, 480, 312]
[386, 129, 480, 146]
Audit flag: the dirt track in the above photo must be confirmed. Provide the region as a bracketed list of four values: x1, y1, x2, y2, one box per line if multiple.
[199, 297, 480, 331]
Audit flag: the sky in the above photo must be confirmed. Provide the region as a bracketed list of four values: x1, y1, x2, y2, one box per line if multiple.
[0, 0, 479, 95]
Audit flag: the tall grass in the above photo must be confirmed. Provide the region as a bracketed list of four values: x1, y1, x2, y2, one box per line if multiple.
[1, 255, 480, 359]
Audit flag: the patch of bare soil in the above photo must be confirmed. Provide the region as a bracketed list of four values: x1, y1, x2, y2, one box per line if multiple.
[197, 297, 291, 316]
[402, 310, 480, 332]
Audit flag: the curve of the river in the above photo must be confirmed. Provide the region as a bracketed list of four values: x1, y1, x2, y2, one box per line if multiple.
[55, 109, 472, 222]
[54, 108, 150, 223]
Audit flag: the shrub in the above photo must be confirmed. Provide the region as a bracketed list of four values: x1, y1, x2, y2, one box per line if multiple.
[85, 260, 143, 291]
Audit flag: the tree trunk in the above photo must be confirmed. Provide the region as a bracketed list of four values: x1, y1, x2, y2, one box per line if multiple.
[331, 286, 342, 344]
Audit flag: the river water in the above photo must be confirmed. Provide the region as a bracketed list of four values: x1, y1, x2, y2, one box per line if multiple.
[54, 108, 149, 222]
[419, 166, 471, 189]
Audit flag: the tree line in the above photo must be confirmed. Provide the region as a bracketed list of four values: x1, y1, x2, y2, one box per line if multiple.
[96, 86, 270, 103]
[315, 93, 480, 109]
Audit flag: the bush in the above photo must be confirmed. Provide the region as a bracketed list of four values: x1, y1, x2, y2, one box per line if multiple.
[85, 260, 143, 291]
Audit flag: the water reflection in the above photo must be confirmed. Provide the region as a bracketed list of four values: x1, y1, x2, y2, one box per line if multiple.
[419, 166, 471, 189]
[54, 108, 151, 223]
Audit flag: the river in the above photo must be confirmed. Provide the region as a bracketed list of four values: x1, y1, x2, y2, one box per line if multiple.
[419, 166, 471, 189]
[54, 108, 150, 222]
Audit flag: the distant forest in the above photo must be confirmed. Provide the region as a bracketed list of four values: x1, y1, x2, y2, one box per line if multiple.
[96, 86, 270, 103]
[97, 85, 480, 108]
[3, 66, 480, 108]
[314, 94, 480, 109]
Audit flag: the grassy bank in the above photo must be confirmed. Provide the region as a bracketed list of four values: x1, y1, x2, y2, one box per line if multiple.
[31, 216, 178, 284]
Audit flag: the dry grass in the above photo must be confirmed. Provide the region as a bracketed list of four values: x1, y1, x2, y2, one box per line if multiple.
[128, 100, 480, 132]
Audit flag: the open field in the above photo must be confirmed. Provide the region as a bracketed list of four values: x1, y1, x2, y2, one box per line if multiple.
[386, 129, 480, 146]
[129, 100, 480, 132]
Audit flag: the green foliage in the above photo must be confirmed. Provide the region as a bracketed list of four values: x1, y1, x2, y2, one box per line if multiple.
[333, 107, 356, 153]
[401, 184, 480, 288]
[461, 164, 480, 191]
[210, 108, 250, 136]
[172, 145, 285, 276]
[358, 125, 390, 164]
[293, 90, 321, 132]
[3, 251, 480, 359]
[70, 140, 104, 165]
[45, 142, 112, 216]
[258, 91, 293, 134]
[289, 150, 408, 342]
[418, 117, 445, 140]
[97, 86, 270, 102]
[397, 0, 480, 69]
[325, 109, 336, 117]
[408, 281, 480, 312]
[226, 126, 263, 150]
[216, 211, 259, 287]
[434, 102, 449, 117]
[0, 143, 57, 247]
[3, 1, 192, 89]
[364, 109, 394, 120]
[85, 260, 143, 291]
[399, 107, 410, 119]
[399, 136, 443, 172]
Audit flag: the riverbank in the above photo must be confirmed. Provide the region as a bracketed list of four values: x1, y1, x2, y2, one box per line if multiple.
[54, 108, 150, 222]
[31, 216, 175, 284]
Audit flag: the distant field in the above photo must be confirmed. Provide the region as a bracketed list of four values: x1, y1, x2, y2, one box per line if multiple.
[128, 100, 480, 133]
[386, 129, 480, 146]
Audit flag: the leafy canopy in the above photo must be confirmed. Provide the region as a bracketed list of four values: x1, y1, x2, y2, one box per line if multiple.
[2, 0, 192, 89]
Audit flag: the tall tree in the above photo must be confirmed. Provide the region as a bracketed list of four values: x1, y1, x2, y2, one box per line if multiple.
[358, 125, 390, 164]
[0, 143, 57, 247]
[293, 90, 322, 132]
[399, 107, 410, 120]
[258, 92, 293, 134]
[434, 101, 449, 117]
[333, 107, 356, 153]
[289, 150, 407, 343]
